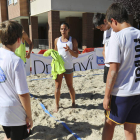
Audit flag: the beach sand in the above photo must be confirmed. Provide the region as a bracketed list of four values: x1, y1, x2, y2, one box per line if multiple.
[0, 69, 140, 140]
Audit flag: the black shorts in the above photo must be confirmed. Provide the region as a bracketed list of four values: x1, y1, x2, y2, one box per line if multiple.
[103, 66, 109, 83]
[2, 125, 31, 140]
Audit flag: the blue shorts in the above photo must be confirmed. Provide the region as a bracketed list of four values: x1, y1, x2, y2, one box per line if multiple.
[105, 95, 140, 124]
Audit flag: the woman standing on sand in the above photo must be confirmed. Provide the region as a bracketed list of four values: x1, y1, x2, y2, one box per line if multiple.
[54, 22, 79, 112]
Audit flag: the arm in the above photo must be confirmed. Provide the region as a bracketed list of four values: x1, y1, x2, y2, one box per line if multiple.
[102, 44, 105, 59]
[18, 93, 33, 129]
[23, 31, 33, 58]
[103, 63, 120, 111]
[54, 38, 58, 51]
[64, 38, 79, 58]
[15, 60, 33, 129]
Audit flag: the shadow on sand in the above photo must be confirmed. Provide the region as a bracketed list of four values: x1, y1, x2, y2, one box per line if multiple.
[30, 92, 104, 111]
[26, 121, 104, 140]
[27, 92, 104, 139]
[31, 92, 104, 100]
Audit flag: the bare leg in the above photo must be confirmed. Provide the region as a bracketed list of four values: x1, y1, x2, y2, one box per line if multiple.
[54, 74, 63, 112]
[3, 136, 11, 140]
[64, 73, 76, 108]
[124, 123, 137, 140]
[102, 118, 116, 140]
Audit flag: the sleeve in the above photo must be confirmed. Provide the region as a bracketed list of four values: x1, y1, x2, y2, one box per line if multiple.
[15, 59, 29, 95]
[105, 33, 121, 64]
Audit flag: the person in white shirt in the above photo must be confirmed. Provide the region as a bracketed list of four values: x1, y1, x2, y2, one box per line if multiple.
[102, 3, 140, 140]
[93, 13, 114, 83]
[54, 23, 79, 112]
[0, 21, 33, 140]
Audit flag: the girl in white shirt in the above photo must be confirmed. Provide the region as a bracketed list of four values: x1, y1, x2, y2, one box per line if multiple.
[54, 23, 79, 112]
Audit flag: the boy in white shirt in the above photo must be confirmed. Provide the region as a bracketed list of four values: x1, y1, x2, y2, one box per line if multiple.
[0, 21, 33, 140]
[103, 3, 140, 140]
[93, 13, 113, 83]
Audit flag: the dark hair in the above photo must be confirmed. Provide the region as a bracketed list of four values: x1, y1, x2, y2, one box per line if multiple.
[93, 13, 105, 28]
[60, 22, 70, 29]
[106, 3, 129, 23]
[0, 20, 23, 46]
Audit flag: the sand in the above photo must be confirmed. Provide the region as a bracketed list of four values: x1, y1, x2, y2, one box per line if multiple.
[0, 69, 140, 140]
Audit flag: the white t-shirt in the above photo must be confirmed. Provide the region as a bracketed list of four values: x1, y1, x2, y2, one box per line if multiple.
[103, 28, 114, 67]
[0, 48, 29, 126]
[57, 36, 73, 69]
[106, 27, 140, 96]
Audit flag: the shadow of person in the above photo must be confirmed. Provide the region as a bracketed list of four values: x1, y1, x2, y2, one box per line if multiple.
[0, 131, 4, 133]
[60, 92, 104, 100]
[30, 93, 54, 99]
[26, 121, 104, 140]
[61, 92, 104, 110]
[30, 92, 104, 100]
[63, 102, 104, 111]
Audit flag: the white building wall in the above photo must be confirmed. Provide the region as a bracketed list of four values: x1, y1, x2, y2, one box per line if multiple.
[31, 0, 114, 16]
[31, 0, 51, 16]
[51, 0, 114, 13]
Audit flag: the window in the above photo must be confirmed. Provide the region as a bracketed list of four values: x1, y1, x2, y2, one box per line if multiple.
[14, 0, 17, 4]
[7, 0, 17, 5]
[8, 0, 13, 5]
